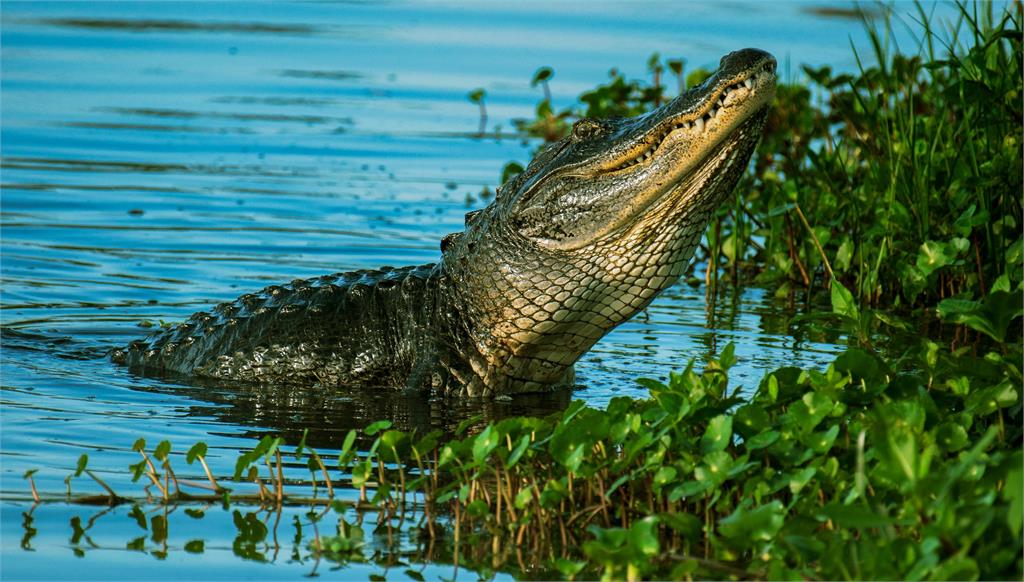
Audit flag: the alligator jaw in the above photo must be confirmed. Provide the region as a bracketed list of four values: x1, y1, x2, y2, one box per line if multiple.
[504, 49, 777, 253]
[604, 58, 777, 174]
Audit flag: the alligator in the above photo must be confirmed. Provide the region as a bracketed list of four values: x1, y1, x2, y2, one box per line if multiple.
[113, 48, 777, 397]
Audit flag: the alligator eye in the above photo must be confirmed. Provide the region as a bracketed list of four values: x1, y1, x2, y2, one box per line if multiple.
[571, 118, 605, 141]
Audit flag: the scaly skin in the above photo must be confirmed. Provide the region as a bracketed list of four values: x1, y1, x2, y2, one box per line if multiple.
[115, 49, 777, 397]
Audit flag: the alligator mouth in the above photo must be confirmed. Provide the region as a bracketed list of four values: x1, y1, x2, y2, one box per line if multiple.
[605, 59, 777, 173]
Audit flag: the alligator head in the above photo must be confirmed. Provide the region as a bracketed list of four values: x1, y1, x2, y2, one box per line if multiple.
[441, 48, 776, 396]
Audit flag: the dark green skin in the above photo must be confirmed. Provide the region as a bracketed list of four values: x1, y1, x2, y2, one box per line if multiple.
[114, 49, 777, 397]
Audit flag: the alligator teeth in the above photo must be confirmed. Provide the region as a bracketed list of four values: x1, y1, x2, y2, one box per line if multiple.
[612, 65, 769, 173]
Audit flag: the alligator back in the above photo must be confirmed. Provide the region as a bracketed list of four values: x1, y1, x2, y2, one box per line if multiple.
[114, 264, 440, 389]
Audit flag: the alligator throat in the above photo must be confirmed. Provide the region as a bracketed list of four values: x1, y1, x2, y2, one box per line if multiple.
[114, 48, 777, 397]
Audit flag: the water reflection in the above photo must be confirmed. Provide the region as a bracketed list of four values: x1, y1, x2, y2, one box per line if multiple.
[136, 373, 573, 449]
[12, 501, 517, 581]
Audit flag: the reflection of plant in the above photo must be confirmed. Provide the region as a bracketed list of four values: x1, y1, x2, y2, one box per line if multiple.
[467, 88, 487, 136]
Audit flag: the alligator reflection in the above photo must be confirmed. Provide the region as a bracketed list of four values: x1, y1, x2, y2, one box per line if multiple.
[131, 370, 574, 449]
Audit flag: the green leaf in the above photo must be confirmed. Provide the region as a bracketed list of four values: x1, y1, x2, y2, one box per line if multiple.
[718, 342, 737, 370]
[455, 413, 484, 436]
[338, 429, 358, 466]
[804, 424, 840, 454]
[154, 440, 171, 462]
[788, 466, 817, 495]
[935, 422, 969, 452]
[467, 88, 485, 104]
[660, 512, 700, 541]
[653, 466, 677, 487]
[404, 569, 426, 582]
[378, 430, 408, 463]
[835, 238, 854, 271]
[129, 505, 148, 530]
[465, 499, 489, 518]
[531, 66, 554, 86]
[184, 539, 204, 553]
[818, 502, 893, 528]
[350, 460, 372, 488]
[991, 273, 1011, 292]
[364, 420, 392, 436]
[669, 480, 711, 502]
[186, 442, 208, 464]
[294, 428, 308, 460]
[552, 558, 585, 578]
[915, 240, 956, 276]
[412, 430, 441, 459]
[628, 517, 660, 557]
[938, 289, 1022, 342]
[734, 405, 770, 438]
[74, 454, 88, 477]
[514, 486, 534, 509]
[1003, 459, 1022, 535]
[830, 277, 860, 321]
[697, 451, 733, 487]
[718, 501, 785, 549]
[745, 430, 780, 450]
[472, 425, 501, 464]
[699, 415, 733, 454]
[964, 379, 1019, 414]
[507, 434, 531, 466]
[927, 556, 978, 581]
[787, 392, 834, 432]
[500, 162, 524, 184]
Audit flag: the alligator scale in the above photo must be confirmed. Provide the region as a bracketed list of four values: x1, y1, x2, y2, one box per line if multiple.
[114, 49, 777, 397]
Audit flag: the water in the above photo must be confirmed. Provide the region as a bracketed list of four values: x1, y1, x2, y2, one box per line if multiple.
[1, 2, 959, 579]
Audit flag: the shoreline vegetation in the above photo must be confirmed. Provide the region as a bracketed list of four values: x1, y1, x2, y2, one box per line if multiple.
[16, 2, 1022, 580]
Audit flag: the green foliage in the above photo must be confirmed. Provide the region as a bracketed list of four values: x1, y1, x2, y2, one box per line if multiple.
[466, 88, 485, 105]
[23, 314, 1022, 579]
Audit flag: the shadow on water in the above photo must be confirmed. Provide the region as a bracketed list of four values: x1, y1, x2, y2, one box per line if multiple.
[128, 370, 574, 449]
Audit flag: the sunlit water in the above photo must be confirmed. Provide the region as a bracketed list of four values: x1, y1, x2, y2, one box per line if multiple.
[1, 2, 960, 579]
